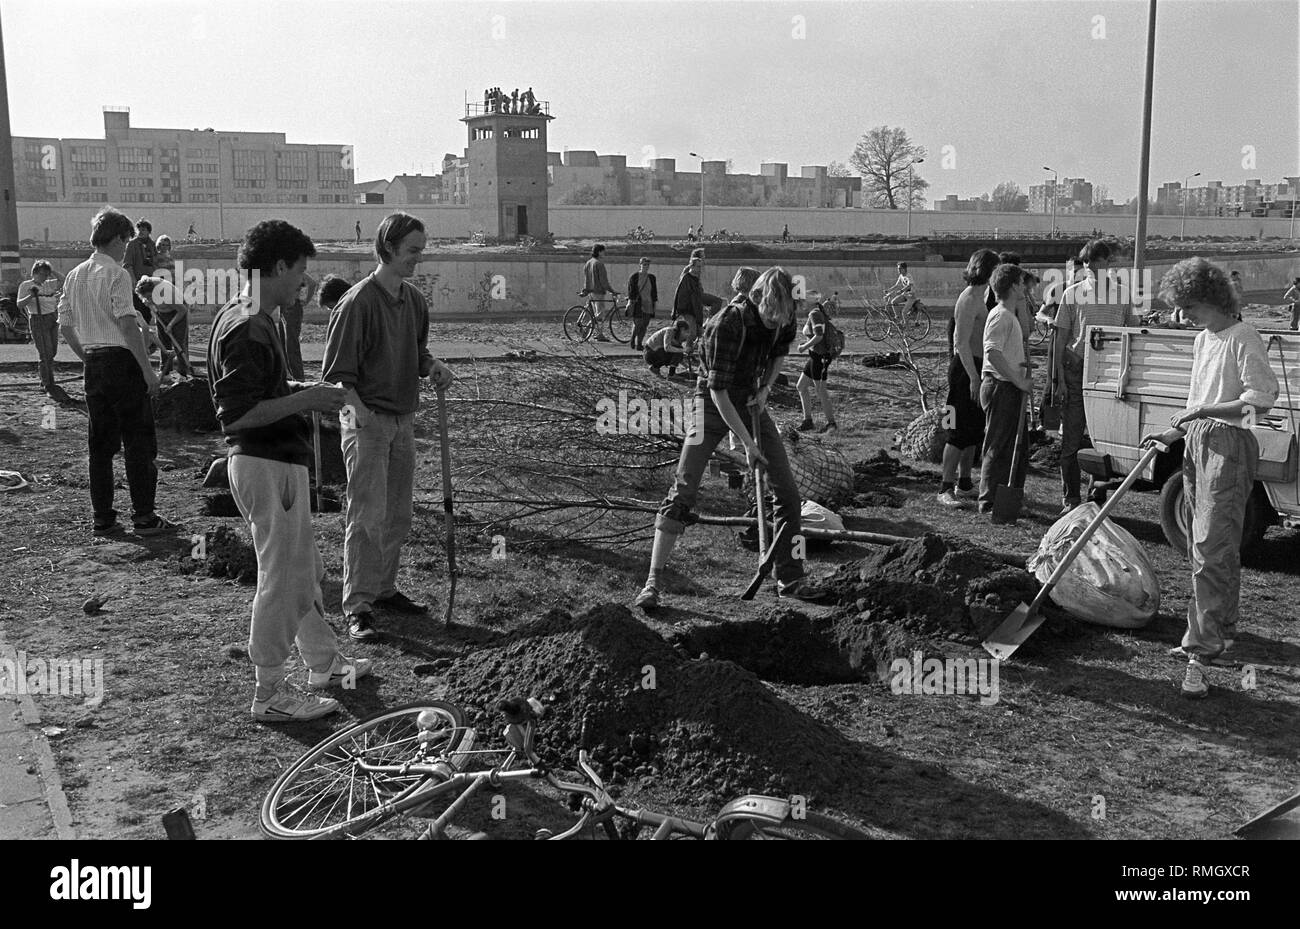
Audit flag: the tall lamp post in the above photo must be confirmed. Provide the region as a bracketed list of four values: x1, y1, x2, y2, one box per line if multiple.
[0, 8, 23, 297]
[689, 152, 705, 237]
[1179, 171, 1201, 240]
[905, 157, 924, 237]
[1043, 166, 1058, 236]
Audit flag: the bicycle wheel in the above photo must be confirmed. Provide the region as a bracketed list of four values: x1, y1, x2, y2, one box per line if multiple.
[607, 308, 632, 344]
[903, 305, 931, 343]
[563, 305, 595, 343]
[1030, 319, 1050, 346]
[721, 810, 871, 840]
[260, 701, 470, 840]
[863, 310, 890, 342]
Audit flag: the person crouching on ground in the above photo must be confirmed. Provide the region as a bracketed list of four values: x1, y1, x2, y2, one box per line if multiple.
[208, 219, 372, 722]
[1143, 257, 1278, 700]
[635, 266, 828, 609]
[645, 318, 690, 377]
[323, 212, 455, 643]
[795, 299, 837, 433]
[978, 263, 1034, 519]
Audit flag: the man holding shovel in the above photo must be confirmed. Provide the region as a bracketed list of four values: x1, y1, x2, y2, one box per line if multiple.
[634, 267, 826, 609]
[323, 213, 455, 642]
[978, 264, 1034, 519]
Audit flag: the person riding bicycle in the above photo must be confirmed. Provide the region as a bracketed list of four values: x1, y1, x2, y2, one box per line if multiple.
[581, 243, 617, 343]
[883, 262, 921, 314]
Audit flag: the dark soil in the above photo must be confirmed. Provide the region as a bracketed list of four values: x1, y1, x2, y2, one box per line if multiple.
[154, 378, 219, 432]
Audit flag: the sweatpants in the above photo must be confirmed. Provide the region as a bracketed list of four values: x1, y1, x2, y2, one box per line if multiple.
[978, 375, 1028, 511]
[1181, 419, 1258, 661]
[657, 397, 805, 584]
[228, 455, 339, 694]
[341, 410, 416, 616]
[1058, 353, 1088, 505]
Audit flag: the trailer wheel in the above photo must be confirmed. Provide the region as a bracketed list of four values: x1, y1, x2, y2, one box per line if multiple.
[1158, 471, 1270, 557]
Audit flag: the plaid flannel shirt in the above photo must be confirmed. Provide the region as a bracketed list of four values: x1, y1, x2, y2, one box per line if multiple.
[698, 297, 795, 404]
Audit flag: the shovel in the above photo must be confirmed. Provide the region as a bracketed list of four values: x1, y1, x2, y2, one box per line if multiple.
[741, 402, 779, 601]
[311, 412, 323, 511]
[435, 387, 458, 626]
[991, 388, 1030, 523]
[982, 441, 1166, 660]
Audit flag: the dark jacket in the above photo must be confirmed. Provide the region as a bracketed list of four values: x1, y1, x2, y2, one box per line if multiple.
[673, 269, 704, 323]
[626, 271, 658, 316]
[123, 235, 155, 283]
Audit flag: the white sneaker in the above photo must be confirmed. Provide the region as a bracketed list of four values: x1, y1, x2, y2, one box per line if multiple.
[251, 683, 341, 723]
[937, 490, 966, 508]
[308, 655, 375, 689]
[1169, 639, 1234, 661]
[954, 484, 979, 499]
[1181, 661, 1209, 699]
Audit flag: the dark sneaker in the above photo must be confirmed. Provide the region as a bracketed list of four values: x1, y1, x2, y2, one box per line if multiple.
[796, 418, 816, 432]
[347, 613, 378, 641]
[374, 591, 428, 615]
[133, 514, 179, 537]
[817, 421, 839, 434]
[776, 578, 835, 603]
[1057, 501, 1081, 518]
[634, 585, 660, 611]
[92, 521, 124, 537]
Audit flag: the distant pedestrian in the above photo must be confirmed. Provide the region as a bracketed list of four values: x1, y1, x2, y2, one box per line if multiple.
[123, 219, 156, 323]
[355, 220, 362, 243]
[1229, 270, 1245, 307]
[796, 299, 838, 433]
[782, 224, 790, 243]
[581, 244, 616, 343]
[687, 225, 695, 243]
[57, 207, 175, 538]
[18, 260, 63, 397]
[1284, 277, 1300, 330]
[154, 235, 175, 277]
[626, 257, 657, 350]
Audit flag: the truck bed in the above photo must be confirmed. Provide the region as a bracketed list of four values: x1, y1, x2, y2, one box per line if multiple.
[1082, 325, 1300, 519]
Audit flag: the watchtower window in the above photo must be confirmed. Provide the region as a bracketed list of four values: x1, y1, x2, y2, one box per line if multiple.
[502, 127, 539, 140]
[473, 128, 495, 141]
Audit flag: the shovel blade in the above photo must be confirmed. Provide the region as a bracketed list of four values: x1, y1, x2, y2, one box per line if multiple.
[981, 602, 1048, 660]
[991, 484, 1023, 523]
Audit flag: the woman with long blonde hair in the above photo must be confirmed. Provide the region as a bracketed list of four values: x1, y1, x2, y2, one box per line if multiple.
[635, 267, 828, 609]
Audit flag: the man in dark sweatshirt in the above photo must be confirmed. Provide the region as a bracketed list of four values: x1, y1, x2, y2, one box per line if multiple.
[323, 212, 455, 642]
[208, 219, 369, 723]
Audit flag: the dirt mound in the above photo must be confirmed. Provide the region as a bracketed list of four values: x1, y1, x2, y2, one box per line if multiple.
[439, 603, 861, 802]
[177, 524, 257, 583]
[154, 377, 219, 432]
[849, 449, 928, 508]
[822, 534, 1039, 641]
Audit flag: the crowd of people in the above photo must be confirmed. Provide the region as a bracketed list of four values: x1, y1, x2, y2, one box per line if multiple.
[23, 212, 1291, 708]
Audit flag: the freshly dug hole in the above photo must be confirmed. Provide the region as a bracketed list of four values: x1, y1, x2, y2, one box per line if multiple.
[438, 603, 865, 802]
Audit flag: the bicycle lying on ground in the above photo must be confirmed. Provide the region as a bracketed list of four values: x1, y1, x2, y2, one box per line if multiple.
[261, 696, 870, 840]
[563, 292, 632, 344]
[862, 291, 931, 343]
[625, 226, 655, 243]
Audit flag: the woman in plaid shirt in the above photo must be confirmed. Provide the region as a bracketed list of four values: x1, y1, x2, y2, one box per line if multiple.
[635, 266, 827, 608]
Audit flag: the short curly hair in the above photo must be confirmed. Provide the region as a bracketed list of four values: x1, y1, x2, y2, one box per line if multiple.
[317, 274, 352, 309]
[1158, 257, 1236, 314]
[237, 220, 316, 276]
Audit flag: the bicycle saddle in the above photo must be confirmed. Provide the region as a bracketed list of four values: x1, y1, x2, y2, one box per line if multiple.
[497, 696, 546, 724]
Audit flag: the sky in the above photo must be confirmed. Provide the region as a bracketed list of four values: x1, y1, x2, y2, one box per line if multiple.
[3, 0, 1297, 203]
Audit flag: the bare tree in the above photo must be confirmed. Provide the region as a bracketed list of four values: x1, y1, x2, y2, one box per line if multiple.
[1090, 184, 1110, 211]
[827, 160, 852, 177]
[990, 181, 1024, 212]
[849, 127, 928, 209]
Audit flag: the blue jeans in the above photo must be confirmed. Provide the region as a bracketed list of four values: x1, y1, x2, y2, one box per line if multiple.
[657, 396, 805, 584]
[340, 411, 416, 615]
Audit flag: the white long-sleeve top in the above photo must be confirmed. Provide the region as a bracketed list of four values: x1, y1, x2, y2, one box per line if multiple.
[1187, 321, 1279, 427]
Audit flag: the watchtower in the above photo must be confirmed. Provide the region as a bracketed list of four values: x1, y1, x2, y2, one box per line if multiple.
[461, 92, 553, 240]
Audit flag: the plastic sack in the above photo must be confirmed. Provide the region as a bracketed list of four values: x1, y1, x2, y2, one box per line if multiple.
[1026, 502, 1160, 628]
[800, 500, 844, 532]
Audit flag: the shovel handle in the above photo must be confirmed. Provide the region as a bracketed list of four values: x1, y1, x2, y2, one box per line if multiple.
[1029, 443, 1163, 611]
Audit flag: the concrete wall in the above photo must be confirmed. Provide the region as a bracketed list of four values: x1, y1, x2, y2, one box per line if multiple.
[27, 249, 1299, 319]
[20, 201, 1300, 246]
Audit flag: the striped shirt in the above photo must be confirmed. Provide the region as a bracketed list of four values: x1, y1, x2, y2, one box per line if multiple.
[1053, 273, 1130, 359]
[57, 252, 139, 350]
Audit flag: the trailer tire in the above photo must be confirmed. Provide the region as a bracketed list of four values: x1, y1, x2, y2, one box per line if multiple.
[1158, 471, 1270, 557]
